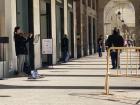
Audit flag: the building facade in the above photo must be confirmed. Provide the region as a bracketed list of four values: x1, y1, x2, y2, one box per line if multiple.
[0, 0, 98, 77]
[75, 0, 97, 58]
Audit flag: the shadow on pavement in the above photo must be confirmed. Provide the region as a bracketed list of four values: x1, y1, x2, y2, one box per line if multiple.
[0, 85, 140, 90]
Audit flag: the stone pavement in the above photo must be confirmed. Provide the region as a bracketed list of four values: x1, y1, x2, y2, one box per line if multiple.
[0, 53, 140, 105]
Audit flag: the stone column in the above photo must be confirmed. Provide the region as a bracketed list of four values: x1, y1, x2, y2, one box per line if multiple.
[73, 1, 77, 58]
[64, 0, 68, 35]
[33, 0, 41, 68]
[97, 0, 108, 37]
[5, 0, 17, 70]
[134, 2, 140, 46]
[97, 8, 104, 37]
[81, 0, 88, 56]
[91, 17, 94, 53]
[80, 1, 84, 57]
[86, 8, 89, 56]
[51, 0, 57, 64]
[80, 0, 84, 57]
[76, 0, 82, 58]
[95, 18, 98, 53]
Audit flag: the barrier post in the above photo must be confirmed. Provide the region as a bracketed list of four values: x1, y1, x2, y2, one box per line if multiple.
[130, 48, 133, 75]
[105, 49, 110, 95]
[139, 50, 140, 70]
[117, 49, 121, 75]
[117, 49, 119, 76]
[136, 50, 139, 76]
[126, 48, 128, 76]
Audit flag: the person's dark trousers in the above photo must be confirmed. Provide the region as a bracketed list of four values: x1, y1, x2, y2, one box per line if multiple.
[98, 47, 102, 57]
[62, 50, 67, 62]
[110, 51, 117, 69]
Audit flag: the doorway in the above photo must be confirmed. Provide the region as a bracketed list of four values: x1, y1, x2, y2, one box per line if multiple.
[93, 18, 96, 53]
[68, 11, 74, 58]
[16, 0, 34, 69]
[40, 0, 52, 66]
[56, 2, 64, 62]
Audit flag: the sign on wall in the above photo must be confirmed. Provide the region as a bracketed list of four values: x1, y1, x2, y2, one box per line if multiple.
[42, 39, 53, 54]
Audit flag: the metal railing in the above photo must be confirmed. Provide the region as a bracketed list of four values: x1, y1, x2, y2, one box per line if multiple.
[105, 47, 140, 95]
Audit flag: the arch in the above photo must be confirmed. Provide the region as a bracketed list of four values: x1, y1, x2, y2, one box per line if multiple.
[103, 0, 135, 10]
[104, 0, 135, 37]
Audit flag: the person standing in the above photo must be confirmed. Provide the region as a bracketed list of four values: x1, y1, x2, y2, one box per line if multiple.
[61, 35, 69, 63]
[97, 35, 104, 57]
[14, 26, 32, 76]
[106, 28, 124, 69]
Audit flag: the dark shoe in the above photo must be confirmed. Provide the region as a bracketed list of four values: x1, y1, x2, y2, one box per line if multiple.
[111, 67, 116, 69]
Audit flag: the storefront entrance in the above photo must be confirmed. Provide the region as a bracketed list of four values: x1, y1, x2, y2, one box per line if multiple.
[40, 0, 52, 66]
[16, 0, 34, 69]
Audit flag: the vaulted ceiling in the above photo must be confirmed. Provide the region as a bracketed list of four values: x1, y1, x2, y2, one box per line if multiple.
[104, 0, 135, 27]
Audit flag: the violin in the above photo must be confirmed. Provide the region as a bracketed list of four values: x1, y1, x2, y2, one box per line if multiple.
[19, 32, 33, 38]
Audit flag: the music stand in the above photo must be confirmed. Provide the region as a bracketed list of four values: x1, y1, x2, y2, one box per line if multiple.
[0, 37, 9, 80]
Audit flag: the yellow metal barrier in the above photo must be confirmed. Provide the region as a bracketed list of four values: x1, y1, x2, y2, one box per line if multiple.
[105, 47, 140, 95]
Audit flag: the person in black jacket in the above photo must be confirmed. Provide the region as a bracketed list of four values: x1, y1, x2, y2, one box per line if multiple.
[97, 35, 104, 57]
[106, 28, 124, 69]
[14, 26, 32, 75]
[61, 35, 69, 62]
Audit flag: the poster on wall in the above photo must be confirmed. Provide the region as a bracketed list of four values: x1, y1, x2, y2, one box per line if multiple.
[42, 39, 53, 54]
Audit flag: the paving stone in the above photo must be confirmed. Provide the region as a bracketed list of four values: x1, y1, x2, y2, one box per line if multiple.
[0, 53, 139, 105]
